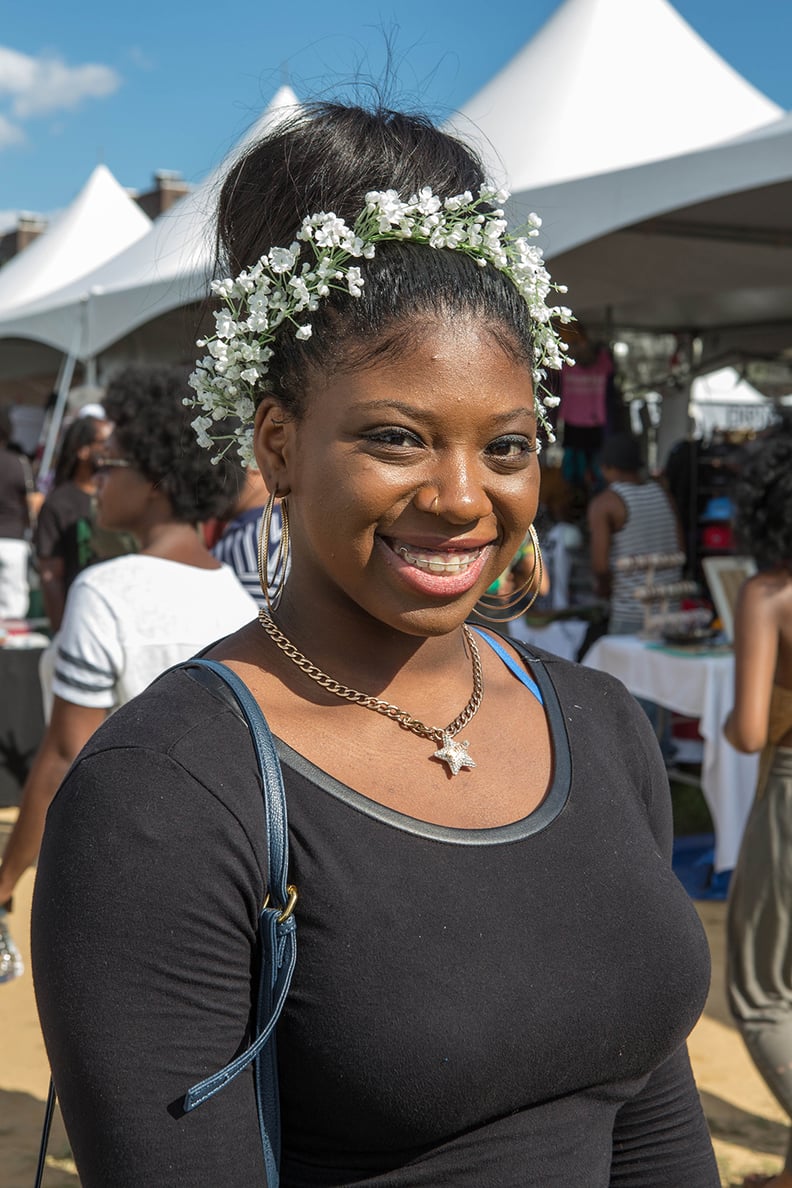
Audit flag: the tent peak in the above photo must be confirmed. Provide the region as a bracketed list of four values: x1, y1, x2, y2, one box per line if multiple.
[0, 85, 306, 358]
[447, 0, 783, 192]
[0, 164, 151, 318]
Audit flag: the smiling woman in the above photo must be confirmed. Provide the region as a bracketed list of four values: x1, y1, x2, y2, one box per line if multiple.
[30, 103, 718, 1188]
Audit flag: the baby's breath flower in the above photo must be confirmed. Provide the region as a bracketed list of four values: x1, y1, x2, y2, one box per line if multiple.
[191, 415, 214, 448]
[269, 246, 299, 274]
[346, 267, 364, 298]
[186, 182, 573, 464]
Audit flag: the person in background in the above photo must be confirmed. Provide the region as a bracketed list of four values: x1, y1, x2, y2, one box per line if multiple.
[0, 364, 257, 913]
[0, 407, 32, 619]
[31, 102, 716, 1186]
[724, 421, 792, 1188]
[586, 432, 684, 759]
[34, 413, 113, 630]
[587, 431, 684, 635]
[534, 467, 585, 614]
[212, 454, 283, 609]
[0, 901, 24, 983]
[558, 325, 615, 497]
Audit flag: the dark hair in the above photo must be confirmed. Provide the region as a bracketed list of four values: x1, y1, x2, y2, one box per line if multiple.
[734, 419, 792, 568]
[212, 434, 247, 519]
[53, 415, 105, 486]
[216, 102, 536, 418]
[599, 433, 643, 472]
[0, 406, 12, 445]
[102, 365, 235, 522]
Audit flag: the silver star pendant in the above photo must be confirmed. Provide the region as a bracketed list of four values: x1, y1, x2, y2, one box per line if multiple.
[433, 732, 476, 776]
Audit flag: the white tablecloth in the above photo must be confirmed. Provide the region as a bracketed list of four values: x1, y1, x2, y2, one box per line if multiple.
[582, 634, 758, 873]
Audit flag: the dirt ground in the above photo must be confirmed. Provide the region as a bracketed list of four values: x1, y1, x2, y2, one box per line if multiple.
[1, 808, 789, 1188]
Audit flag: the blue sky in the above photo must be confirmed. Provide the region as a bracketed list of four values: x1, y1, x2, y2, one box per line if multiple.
[1, 0, 790, 224]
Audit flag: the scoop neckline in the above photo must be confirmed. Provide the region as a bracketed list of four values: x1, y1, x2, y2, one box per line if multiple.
[273, 647, 571, 847]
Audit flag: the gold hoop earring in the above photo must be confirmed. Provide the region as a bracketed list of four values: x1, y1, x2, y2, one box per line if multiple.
[474, 524, 544, 624]
[258, 491, 291, 613]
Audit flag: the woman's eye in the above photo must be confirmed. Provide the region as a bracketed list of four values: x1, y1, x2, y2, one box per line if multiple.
[364, 427, 423, 449]
[486, 434, 536, 460]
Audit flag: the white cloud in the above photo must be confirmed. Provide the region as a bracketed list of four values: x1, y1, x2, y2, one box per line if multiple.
[0, 113, 24, 147]
[0, 45, 120, 120]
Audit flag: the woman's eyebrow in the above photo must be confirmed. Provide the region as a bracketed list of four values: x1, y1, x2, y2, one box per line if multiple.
[349, 399, 536, 425]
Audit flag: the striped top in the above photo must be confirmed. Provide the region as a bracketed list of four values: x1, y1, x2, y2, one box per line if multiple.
[212, 504, 283, 609]
[609, 481, 681, 631]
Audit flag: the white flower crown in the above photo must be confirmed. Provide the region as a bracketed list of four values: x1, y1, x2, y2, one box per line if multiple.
[186, 184, 574, 465]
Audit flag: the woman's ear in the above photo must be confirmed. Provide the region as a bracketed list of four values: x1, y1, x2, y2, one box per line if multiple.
[253, 397, 292, 496]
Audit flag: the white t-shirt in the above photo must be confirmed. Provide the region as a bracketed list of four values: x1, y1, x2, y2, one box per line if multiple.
[52, 555, 257, 710]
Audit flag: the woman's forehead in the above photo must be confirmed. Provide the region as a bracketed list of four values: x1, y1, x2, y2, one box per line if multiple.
[299, 324, 536, 422]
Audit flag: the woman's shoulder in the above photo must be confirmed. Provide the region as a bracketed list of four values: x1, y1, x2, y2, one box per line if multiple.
[43, 480, 90, 509]
[512, 639, 629, 693]
[55, 663, 268, 866]
[79, 663, 256, 780]
[735, 568, 792, 627]
[69, 551, 146, 591]
[42, 665, 269, 933]
[743, 566, 792, 595]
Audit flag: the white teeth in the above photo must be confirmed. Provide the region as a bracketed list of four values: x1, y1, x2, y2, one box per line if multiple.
[395, 545, 479, 575]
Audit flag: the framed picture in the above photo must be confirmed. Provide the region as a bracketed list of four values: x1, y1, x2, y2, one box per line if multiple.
[702, 555, 757, 643]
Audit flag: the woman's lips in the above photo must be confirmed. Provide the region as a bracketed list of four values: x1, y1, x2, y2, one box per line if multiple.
[377, 536, 495, 597]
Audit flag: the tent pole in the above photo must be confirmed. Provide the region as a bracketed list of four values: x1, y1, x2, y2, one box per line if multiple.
[37, 298, 88, 484]
[37, 348, 79, 483]
[34, 352, 71, 462]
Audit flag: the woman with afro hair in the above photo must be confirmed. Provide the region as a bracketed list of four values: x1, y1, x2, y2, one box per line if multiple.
[0, 364, 257, 910]
[725, 415, 792, 1188]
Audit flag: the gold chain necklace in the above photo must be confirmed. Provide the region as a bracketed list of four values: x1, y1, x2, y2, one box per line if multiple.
[257, 610, 483, 775]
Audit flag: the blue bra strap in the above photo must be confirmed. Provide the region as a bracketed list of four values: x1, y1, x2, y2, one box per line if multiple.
[470, 627, 545, 706]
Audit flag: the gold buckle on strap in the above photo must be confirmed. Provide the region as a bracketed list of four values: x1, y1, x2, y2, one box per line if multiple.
[263, 883, 298, 923]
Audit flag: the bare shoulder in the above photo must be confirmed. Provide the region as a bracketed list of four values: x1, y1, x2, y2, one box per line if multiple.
[734, 572, 792, 653]
[740, 569, 792, 609]
[587, 487, 624, 524]
[203, 620, 285, 696]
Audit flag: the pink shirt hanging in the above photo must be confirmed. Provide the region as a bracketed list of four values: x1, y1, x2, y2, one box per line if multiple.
[559, 348, 612, 427]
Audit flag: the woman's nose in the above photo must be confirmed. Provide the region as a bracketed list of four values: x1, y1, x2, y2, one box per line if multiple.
[421, 456, 493, 524]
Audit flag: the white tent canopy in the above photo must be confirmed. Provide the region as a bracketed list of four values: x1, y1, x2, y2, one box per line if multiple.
[447, 0, 783, 192]
[0, 164, 151, 318]
[0, 85, 301, 360]
[503, 112, 792, 348]
[690, 366, 792, 435]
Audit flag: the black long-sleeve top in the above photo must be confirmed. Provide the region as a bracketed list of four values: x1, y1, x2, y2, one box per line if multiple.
[32, 648, 718, 1186]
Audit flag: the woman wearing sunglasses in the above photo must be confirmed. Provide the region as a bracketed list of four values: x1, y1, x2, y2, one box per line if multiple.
[0, 365, 256, 911]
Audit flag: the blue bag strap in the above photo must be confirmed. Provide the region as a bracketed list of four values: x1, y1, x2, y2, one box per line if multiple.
[179, 658, 296, 1188]
[470, 626, 545, 705]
